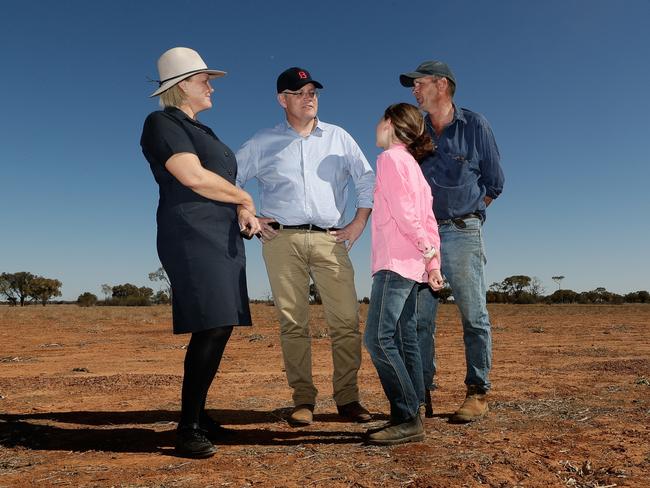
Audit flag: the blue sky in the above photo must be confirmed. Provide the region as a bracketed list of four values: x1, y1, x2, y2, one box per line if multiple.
[2, 0, 649, 300]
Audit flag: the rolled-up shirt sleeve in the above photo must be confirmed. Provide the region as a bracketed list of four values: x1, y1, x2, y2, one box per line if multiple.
[344, 133, 375, 209]
[235, 138, 258, 189]
[476, 115, 504, 199]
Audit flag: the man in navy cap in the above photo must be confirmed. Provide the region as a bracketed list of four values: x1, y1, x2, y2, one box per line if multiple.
[237, 67, 375, 427]
[400, 61, 504, 423]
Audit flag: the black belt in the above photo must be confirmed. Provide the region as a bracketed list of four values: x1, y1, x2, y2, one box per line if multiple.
[437, 213, 482, 228]
[269, 222, 338, 232]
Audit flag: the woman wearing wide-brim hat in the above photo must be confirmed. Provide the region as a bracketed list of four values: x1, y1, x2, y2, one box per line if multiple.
[140, 47, 261, 458]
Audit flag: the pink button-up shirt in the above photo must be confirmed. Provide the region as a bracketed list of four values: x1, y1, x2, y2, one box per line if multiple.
[371, 144, 440, 283]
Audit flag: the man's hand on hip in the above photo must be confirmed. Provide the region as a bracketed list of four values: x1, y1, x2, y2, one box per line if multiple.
[329, 208, 371, 251]
[329, 220, 365, 251]
[258, 217, 278, 242]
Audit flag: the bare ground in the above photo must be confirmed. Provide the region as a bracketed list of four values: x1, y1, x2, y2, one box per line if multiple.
[0, 303, 648, 487]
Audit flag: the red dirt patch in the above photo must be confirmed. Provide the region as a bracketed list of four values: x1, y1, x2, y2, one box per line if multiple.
[1, 304, 649, 487]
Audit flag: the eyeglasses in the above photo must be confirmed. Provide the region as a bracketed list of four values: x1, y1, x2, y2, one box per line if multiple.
[282, 89, 319, 99]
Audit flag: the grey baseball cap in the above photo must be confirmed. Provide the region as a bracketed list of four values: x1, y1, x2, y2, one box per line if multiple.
[399, 60, 456, 87]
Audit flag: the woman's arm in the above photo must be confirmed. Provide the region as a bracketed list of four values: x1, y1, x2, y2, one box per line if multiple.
[165, 152, 255, 214]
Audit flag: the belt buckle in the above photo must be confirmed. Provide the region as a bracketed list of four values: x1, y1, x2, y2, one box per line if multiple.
[452, 218, 467, 229]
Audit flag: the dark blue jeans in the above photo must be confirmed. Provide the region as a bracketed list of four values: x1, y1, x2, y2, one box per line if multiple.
[416, 217, 492, 392]
[364, 270, 424, 423]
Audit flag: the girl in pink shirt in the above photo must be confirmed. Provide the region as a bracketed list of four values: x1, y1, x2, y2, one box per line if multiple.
[364, 103, 443, 445]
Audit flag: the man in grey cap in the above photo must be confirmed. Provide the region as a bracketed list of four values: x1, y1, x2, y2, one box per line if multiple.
[400, 61, 504, 423]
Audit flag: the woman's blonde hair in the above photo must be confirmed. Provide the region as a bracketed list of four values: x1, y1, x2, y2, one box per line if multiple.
[159, 83, 187, 108]
[384, 103, 434, 162]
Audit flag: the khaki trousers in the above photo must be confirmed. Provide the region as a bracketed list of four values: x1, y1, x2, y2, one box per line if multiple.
[262, 230, 361, 406]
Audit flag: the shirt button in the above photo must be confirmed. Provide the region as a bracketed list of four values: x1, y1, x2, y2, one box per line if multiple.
[224, 151, 230, 157]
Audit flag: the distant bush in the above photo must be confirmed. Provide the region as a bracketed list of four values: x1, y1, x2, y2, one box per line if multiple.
[104, 296, 151, 307]
[513, 292, 537, 304]
[77, 292, 98, 307]
[546, 289, 579, 304]
[152, 290, 171, 305]
[102, 283, 153, 306]
[624, 290, 650, 303]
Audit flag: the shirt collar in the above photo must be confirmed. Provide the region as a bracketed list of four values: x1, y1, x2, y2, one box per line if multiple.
[165, 106, 209, 129]
[425, 103, 466, 131]
[453, 104, 466, 124]
[164, 106, 188, 121]
[280, 117, 324, 136]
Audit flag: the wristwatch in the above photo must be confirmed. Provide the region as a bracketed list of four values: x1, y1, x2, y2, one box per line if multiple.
[423, 247, 437, 259]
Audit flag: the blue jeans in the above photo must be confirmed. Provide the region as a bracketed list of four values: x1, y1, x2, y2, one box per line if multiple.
[364, 270, 424, 423]
[417, 217, 492, 391]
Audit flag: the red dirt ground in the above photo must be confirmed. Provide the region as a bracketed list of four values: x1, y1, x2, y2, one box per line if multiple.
[1, 303, 648, 487]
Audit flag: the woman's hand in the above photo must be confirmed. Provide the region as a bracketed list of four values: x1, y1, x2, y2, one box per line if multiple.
[237, 207, 261, 239]
[428, 269, 444, 291]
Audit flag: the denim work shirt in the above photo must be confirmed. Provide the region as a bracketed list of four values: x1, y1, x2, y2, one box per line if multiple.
[236, 119, 375, 228]
[420, 105, 504, 222]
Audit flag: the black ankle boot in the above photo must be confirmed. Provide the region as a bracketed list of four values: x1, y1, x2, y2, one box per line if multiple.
[176, 423, 217, 458]
[200, 412, 236, 441]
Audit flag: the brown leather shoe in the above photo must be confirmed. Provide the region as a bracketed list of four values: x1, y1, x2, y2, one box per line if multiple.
[366, 415, 425, 445]
[450, 386, 489, 423]
[337, 401, 372, 423]
[289, 404, 314, 426]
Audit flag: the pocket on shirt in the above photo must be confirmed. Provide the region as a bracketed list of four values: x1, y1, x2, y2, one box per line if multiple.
[427, 153, 481, 216]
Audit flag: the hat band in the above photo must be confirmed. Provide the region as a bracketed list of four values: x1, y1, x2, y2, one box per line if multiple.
[157, 68, 208, 87]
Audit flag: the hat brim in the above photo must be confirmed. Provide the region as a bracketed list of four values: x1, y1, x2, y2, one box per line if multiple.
[150, 69, 226, 97]
[278, 79, 324, 93]
[399, 71, 428, 87]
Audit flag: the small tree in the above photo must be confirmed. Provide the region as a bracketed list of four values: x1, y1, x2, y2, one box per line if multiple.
[0, 272, 36, 306]
[501, 275, 532, 303]
[529, 277, 545, 299]
[109, 283, 153, 306]
[100, 284, 112, 301]
[149, 267, 172, 299]
[152, 290, 170, 304]
[77, 292, 98, 307]
[552, 275, 565, 290]
[28, 277, 62, 306]
[547, 289, 579, 304]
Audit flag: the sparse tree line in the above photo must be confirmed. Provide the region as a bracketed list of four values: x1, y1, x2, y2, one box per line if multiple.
[484, 275, 649, 305]
[0, 268, 172, 307]
[1, 270, 648, 306]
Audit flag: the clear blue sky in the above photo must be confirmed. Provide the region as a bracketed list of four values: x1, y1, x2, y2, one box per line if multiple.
[2, 0, 649, 300]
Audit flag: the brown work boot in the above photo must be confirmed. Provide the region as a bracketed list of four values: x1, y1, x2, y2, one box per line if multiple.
[450, 386, 489, 423]
[288, 404, 314, 426]
[337, 401, 372, 423]
[366, 414, 425, 445]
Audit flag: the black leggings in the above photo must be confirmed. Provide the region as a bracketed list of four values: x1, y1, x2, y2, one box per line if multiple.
[180, 326, 233, 427]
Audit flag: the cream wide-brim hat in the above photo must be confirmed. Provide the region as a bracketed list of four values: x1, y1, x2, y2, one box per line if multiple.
[150, 47, 226, 97]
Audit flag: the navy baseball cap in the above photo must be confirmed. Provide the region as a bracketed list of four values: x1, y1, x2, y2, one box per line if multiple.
[277, 67, 323, 93]
[400, 61, 456, 87]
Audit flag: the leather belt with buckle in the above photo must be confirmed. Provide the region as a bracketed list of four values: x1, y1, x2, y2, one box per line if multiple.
[269, 223, 338, 232]
[437, 213, 482, 228]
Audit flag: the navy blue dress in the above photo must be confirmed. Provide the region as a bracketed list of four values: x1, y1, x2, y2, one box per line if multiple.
[141, 107, 252, 334]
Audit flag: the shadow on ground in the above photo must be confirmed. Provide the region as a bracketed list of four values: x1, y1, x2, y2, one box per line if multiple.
[0, 409, 370, 454]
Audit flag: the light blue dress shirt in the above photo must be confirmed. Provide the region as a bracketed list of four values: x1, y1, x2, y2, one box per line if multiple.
[236, 119, 375, 228]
